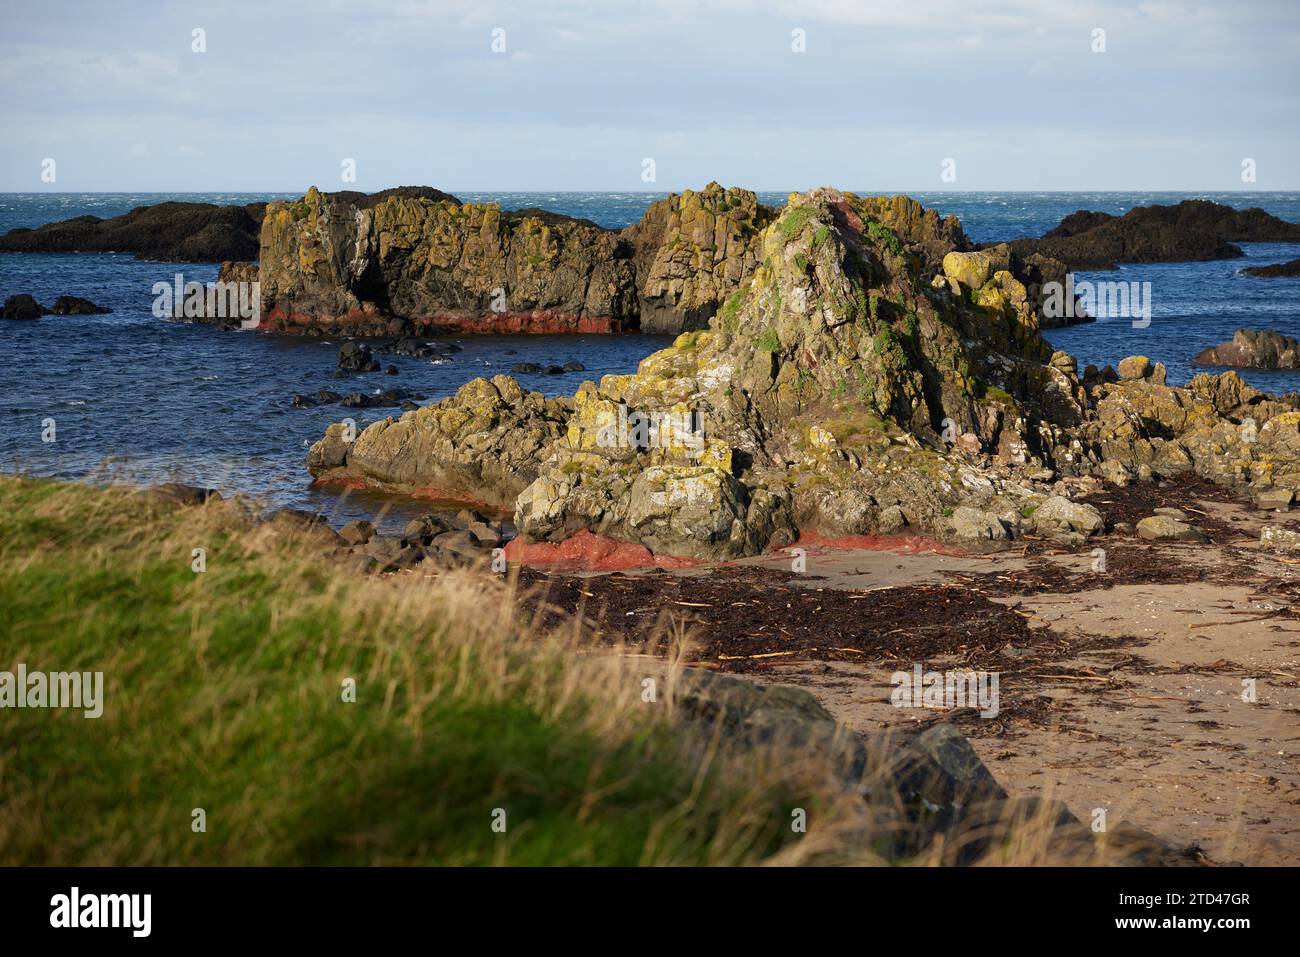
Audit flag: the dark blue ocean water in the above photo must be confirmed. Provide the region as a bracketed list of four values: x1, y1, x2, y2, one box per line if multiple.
[3, 191, 1299, 523]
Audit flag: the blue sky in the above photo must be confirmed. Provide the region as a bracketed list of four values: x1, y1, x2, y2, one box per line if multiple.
[1, 0, 1297, 191]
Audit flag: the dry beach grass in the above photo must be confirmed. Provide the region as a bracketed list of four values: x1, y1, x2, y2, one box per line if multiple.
[0, 474, 1171, 866]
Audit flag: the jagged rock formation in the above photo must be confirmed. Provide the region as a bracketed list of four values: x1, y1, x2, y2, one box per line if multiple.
[257, 186, 638, 335]
[258, 183, 1076, 337]
[1007, 199, 1300, 270]
[1194, 329, 1300, 370]
[0, 201, 267, 261]
[1244, 257, 1300, 278]
[257, 182, 781, 336]
[624, 183, 777, 333]
[307, 187, 1300, 560]
[0, 187, 461, 264]
[308, 376, 571, 510]
[1083, 357, 1300, 490]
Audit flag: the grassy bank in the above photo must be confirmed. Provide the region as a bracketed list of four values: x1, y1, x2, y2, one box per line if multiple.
[0, 476, 860, 865]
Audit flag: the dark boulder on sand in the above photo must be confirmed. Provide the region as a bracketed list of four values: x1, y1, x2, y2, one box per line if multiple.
[1008, 200, 1300, 270]
[1193, 329, 1300, 370]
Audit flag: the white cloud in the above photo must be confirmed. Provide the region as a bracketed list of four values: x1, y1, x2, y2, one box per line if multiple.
[0, 0, 1295, 189]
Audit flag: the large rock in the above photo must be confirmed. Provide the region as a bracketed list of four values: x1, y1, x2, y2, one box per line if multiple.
[942, 250, 993, 291]
[258, 186, 639, 336]
[1117, 355, 1153, 380]
[1261, 525, 1300, 553]
[625, 466, 751, 560]
[2, 294, 48, 320]
[1008, 199, 1300, 271]
[1030, 495, 1105, 544]
[0, 201, 266, 261]
[624, 182, 777, 333]
[949, 506, 1011, 546]
[307, 375, 569, 510]
[258, 183, 1065, 340]
[1137, 514, 1207, 542]
[670, 672, 1184, 863]
[1254, 487, 1295, 511]
[1194, 329, 1300, 370]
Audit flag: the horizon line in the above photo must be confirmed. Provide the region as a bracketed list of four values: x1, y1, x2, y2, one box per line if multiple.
[4, 187, 1300, 196]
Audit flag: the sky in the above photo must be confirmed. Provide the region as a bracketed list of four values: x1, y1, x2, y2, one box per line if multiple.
[1, 0, 1298, 192]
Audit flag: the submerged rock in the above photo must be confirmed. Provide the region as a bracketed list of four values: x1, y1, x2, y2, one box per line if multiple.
[50, 295, 112, 315]
[147, 483, 222, 506]
[1243, 257, 1300, 278]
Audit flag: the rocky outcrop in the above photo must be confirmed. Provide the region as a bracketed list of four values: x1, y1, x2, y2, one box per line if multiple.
[306, 187, 1300, 561]
[1244, 257, 1300, 278]
[259, 183, 1072, 337]
[257, 186, 638, 336]
[308, 376, 571, 510]
[624, 183, 777, 333]
[0, 188, 462, 264]
[945, 243, 1091, 329]
[1084, 362, 1300, 492]
[0, 201, 267, 262]
[258, 182, 779, 337]
[1194, 329, 1300, 370]
[1008, 200, 1300, 270]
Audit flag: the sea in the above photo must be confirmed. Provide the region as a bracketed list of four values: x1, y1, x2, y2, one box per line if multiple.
[3, 190, 1300, 527]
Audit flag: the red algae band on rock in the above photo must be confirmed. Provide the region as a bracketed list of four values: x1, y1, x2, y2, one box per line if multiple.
[792, 531, 971, 558]
[503, 529, 698, 572]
